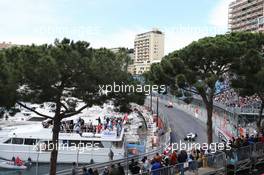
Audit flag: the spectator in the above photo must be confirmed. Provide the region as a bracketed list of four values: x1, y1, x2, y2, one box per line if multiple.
[189, 149, 198, 175]
[260, 133, 264, 143]
[131, 161, 140, 174]
[108, 149, 114, 161]
[151, 159, 162, 175]
[88, 168, 94, 175]
[102, 167, 109, 175]
[170, 150, 178, 165]
[71, 162, 77, 175]
[197, 152, 203, 168]
[11, 156, 15, 164]
[109, 164, 119, 175]
[178, 150, 188, 175]
[15, 156, 23, 166]
[141, 157, 150, 173]
[93, 169, 99, 175]
[117, 163, 125, 175]
[154, 153, 162, 163]
[129, 159, 135, 172]
[82, 167, 89, 175]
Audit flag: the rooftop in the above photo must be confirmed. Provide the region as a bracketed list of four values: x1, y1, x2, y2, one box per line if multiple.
[136, 29, 164, 37]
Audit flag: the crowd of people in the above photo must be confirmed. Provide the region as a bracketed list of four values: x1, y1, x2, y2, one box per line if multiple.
[42, 115, 124, 136]
[229, 130, 264, 149]
[126, 152, 198, 175]
[213, 75, 262, 110]
[214, 89, 261, 109]
[71, 162, 125, 175]
[73, 148, 220, 175]
[71, 134, 264, 175]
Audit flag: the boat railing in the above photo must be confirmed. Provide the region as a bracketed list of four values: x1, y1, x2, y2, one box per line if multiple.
[58, 127, 124, 139]
[43, 120, 124, 137]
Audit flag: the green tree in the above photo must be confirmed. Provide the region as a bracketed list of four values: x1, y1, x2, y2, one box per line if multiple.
[147, 34, 242, 143]
[115, 48, 133, 72]
[0, 47, 21, 109]
[230, 32, 264, 131]
[175, 35, 243, 143]
[0, 38, 145, 175]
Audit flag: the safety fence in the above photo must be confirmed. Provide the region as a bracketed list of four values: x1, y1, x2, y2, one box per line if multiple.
[135, 152, 227, 175]
[152, 94, 264, 174]
[226, 142, 264, 174]
[130, 143, 264, 175]
[53, 133, 170, 175]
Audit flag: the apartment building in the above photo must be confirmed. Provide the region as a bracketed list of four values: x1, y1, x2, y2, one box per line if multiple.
[128, 29, 164, 75]
[229, 0, 264, 32]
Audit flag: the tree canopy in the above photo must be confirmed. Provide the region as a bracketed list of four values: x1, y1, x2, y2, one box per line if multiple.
[230, 32, 264, 130]
[145, 33, 245, 143]
[0, 38, 145, 174]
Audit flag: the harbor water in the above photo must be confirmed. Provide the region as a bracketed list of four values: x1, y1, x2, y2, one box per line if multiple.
[0, 163, 72, 175]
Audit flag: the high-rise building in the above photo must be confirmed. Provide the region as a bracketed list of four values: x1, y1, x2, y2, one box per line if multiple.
[229, 0, 264, 32]
[128, 29, 164, 75]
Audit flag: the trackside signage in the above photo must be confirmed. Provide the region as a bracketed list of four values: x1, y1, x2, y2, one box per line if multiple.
[101, 130, 117, 139]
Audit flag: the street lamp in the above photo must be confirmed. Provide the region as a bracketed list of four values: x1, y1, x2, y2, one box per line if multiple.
[150, 91, 153, 114]
[156, 97, 159, 127]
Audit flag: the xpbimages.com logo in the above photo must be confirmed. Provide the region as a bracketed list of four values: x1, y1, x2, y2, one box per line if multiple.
[99, 82, 166, 95]
[164, 140, 232, 153]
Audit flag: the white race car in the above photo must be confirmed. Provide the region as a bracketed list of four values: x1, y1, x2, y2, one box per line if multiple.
[184, 132, 198, 141]
[165, 101, 173, 108]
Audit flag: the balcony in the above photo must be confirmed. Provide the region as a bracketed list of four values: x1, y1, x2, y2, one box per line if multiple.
[230, 0, 262, 14]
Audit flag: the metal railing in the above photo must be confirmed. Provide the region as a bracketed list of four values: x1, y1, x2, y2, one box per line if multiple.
[54, 133, 170, 175]
[135, 152, 227, 175]
[194, 94, 263, 115]
[226, 142, 264, 174]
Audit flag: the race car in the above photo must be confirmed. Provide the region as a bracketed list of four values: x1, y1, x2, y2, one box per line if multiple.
[184, 132, 198, 142]
[165, 101, 173, 108]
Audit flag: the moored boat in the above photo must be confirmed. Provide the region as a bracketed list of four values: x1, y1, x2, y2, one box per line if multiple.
[0, 161, 27, 170]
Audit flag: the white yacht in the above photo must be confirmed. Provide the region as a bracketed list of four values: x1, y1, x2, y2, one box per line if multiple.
[0, 122, 125, 164]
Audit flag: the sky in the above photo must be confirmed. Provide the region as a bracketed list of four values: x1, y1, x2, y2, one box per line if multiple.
[0, 0, 233, 54]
